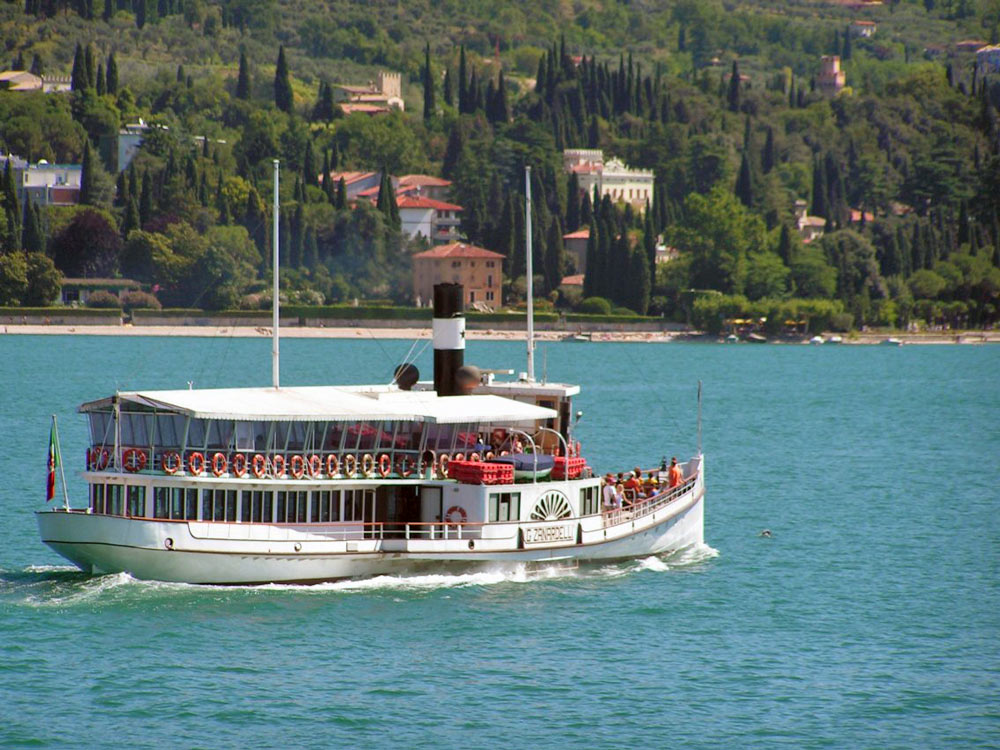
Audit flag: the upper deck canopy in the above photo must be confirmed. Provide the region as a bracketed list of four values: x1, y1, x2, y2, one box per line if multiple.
[79, 385, 558, 424]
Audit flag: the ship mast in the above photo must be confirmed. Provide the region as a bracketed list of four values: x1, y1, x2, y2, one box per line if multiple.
[272, 159, 280, 389]
[524, 165, 535, 382]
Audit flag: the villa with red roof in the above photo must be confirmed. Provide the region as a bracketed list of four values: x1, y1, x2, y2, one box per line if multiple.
[321, 171, 381, 200]
[412, 242, 504, 308]
[398, 194, 463, 243]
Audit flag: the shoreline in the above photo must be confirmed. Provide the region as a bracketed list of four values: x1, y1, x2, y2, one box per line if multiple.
[1, 323, 997, 344]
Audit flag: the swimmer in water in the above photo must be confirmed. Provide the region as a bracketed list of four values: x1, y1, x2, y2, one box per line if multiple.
[760, 529, 772, 538]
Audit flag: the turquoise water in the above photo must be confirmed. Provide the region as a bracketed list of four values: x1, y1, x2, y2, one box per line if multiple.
[1, 335, 998, 748]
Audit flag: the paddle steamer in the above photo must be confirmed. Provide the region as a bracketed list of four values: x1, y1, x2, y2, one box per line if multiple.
[36, 165, 705, 584]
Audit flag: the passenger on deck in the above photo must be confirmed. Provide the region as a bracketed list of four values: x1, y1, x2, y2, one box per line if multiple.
[615, 482, 626, 508]
[668, 457, 684, 488]
[623, 470, 641, 495]
[602, 473, 617, 512]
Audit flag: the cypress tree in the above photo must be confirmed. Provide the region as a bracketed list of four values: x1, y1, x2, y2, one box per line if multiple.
[80, 140, 99, 206]
[302, 143, 316, 189]
[102, 0, 112, 20]
[580, 191, 593, 227]
[139, 171, 153, 225]
[21, 200, 43, 254]
[811, 154, 828, 218]
[735, 150, 753, 207]
[422, 42, 435, 122]
[236, 50, 251, 100]
[630, 245, 651, 315]
[136, 0, 147, 29]
[303, 225, 318, 270]
[106, 52, 118, 95]
[443, 68, 453, 107]
[70, 43, 85, 92]
[291, 203, 304, 268]
[458, 45, 467, 113]
[122, 198, 140, 237]
[762, 126, 775, 174]
[565, 172, 581, 232]
[96, 63, 106, 96]
[777, 223, 793, 265]
[321, 150, 333, 202]
[274, 46, 293, 113]
[643, 206, 656, 279]
[494, 70, 509, 123]
[727, 61, 741, 112]
[335, 178, 347, 210]
[544, 215, 564, 294]
[115, 170, 128, 208]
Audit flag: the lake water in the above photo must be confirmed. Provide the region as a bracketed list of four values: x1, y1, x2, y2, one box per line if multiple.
[1, 334, 997, 748]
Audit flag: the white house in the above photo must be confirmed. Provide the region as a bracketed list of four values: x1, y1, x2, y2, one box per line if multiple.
[849, 20, 877, 38]
[21, 160, 82, 206]
[398, 195, 463, 244]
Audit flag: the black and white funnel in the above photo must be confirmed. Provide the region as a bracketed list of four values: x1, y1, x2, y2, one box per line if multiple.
[432, 282, 465, 397]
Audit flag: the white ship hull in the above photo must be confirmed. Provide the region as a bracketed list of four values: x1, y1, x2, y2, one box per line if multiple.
[38, 471, 705, 585]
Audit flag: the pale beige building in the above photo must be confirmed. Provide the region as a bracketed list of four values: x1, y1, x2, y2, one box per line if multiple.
[563, 149, 654, 211]
[335, 71, 404, 112]
[412, 242, 504, 309]
[817, 56, 846, 97]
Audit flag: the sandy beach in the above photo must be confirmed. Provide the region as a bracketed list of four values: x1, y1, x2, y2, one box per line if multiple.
[2, 323, 997, 344]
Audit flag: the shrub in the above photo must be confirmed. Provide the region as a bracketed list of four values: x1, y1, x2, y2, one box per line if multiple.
[577, 296, 612, 315]
[86, 290, 123, 309]
[830, 312, 854, 332]
[121, 291, 161, 311]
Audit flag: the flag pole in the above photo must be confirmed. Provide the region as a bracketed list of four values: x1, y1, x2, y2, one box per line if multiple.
[52, 414, 70, 510]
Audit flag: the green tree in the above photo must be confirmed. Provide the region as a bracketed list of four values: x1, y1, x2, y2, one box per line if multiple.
[106, 52, 118, 96]
[274, 45, 293, 113]
[24, 252, 62, 305]
[0, 252, 29, 305]
[422, 42, 435, 122]
[236, 50, 251, 100]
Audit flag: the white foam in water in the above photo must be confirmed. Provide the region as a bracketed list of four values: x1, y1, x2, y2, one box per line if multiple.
[24, 564, 80, 574]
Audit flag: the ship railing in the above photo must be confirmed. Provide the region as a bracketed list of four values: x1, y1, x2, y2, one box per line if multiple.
[602, 474, 697, 528]
[183, 519, 490, 542]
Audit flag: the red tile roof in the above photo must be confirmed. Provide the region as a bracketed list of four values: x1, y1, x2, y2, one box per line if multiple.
[397, 195, 463, 211]
[323, 170, 378, 186]
[398, 174, 452, 187]
[413, 242, 504, 259]
[563, 228, 590, 240]
[561, 274, 585, 286]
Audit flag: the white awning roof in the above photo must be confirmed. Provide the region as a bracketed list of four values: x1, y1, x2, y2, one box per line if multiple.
[80, 386, 558, 424]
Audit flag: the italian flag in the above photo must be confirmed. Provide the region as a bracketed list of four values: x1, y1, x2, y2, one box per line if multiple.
[46, 421, 57, 502]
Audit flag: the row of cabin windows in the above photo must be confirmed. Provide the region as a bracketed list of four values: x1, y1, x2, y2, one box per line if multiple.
[90, 484, 375, 524]
[91, 414, 478, 455]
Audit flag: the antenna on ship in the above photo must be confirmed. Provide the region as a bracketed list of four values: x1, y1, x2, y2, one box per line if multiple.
[272, 158, 280, 389]
[697, 379, 703, 456]
[524, 165, 535, 382]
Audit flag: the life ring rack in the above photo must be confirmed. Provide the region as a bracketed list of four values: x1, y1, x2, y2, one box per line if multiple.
[122, 447, 147, 473]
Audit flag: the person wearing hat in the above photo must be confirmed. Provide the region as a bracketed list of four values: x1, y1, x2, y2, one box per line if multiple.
[668, 456, 684, 488]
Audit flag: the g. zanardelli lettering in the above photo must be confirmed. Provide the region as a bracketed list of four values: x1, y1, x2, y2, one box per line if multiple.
[523, 525, 573, 544]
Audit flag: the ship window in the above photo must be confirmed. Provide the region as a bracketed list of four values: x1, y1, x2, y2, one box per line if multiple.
[89, 413, 112, 444]
[312, 490, 340, 522]
[185, 489, 198, 519]
[240, 490, 252, 522]
[121, 413, 151, 447]
[580, 486, 600, 516]
[235, 422, 254, 451]
[187, 419, 206, 450]
[154, 415, 184, 447]
[127, 486, 145, 517]
[249, 490, 272, 523]
[106, 485, 123, 515]
[275, 491, 287, 522]
[91, 484, 106, 514]
[226, 490, 238, 522]
[153, 487, 170, 518]
[488, 492, 520, 522]
[168, 488, 186, 519]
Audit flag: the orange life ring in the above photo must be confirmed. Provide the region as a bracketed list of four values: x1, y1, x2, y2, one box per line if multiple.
[444, 505, 468, 526]
[397, 454, 415, 477]
[162, 451, 182, 475]
[188, 452, 205, 476]
[122, 447, 147, 473]
[93, 448, 110, 470]
[251, 453, 267, 479]
[308, 454, 322, 478]
[438, 453, 451, 478]
[211, 451, 228, 477]
[271, 454, 286, 478]
[231, 452, 248, 478]
[377, 453, 392, 477]
[343, 454, 357, 477]
[325, 454, 340, 477]
[361, 453, 375, 477]
[289, 454, 306, 480]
